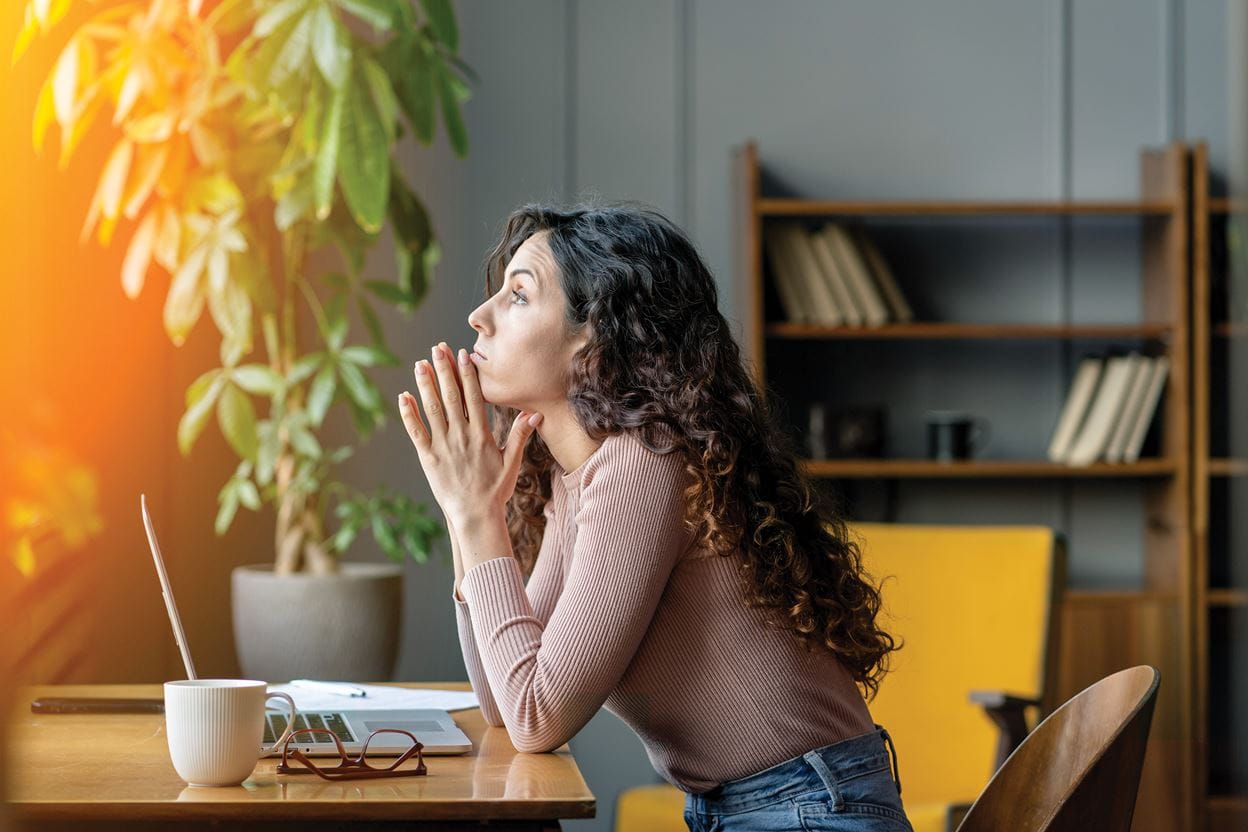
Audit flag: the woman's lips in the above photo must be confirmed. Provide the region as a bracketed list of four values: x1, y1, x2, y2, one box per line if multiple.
[471, 347, 488, 363]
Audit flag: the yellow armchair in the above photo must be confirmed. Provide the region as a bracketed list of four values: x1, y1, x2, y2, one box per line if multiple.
[614, 522, 1063, 832]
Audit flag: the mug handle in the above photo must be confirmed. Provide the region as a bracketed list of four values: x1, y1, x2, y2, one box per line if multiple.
[260, 691, 298, 756]
[971, 419, 991, 454]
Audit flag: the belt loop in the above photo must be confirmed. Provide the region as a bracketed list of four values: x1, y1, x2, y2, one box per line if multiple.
[802, 746, 843, 809]
[874, 723, 902, 797]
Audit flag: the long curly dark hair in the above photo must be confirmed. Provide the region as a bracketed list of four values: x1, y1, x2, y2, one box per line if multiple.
[480, 199, 898, 699]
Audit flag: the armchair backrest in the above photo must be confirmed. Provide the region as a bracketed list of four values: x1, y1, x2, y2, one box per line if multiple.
[848, 522, 1064, 807]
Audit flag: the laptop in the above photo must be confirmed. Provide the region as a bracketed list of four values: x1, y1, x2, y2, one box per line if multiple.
[141, 493, 473, 757]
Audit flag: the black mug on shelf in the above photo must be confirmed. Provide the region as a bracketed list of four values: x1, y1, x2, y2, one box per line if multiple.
[807, 404, 885, 459]
[925, 411, 989, 461]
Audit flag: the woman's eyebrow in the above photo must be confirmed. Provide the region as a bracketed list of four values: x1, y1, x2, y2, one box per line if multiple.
[507, 268, 540, 288]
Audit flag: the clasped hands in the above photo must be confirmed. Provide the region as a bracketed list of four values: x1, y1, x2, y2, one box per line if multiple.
[396, 341, 543, 527]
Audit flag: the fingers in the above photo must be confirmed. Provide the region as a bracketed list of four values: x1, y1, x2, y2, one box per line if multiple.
[413, 357, 447, 440]
[431, 342, 466, 434]
[456, 347, 489, 430]
[501, 409, 543, 479]
[397, 391, 429, 450]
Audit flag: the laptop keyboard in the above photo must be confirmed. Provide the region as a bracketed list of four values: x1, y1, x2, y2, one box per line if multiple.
[264, 711, 355, 745]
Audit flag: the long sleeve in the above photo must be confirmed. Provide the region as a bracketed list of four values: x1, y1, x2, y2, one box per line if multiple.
[452, 594, 505, 727]
[458, 435, 692, 753]
[453, 498, 566, 729]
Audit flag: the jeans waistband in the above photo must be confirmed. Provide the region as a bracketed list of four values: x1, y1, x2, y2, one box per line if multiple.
[692, 725, 901, 815]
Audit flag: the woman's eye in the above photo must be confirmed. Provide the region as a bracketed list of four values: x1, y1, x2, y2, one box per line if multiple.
[510, 289, 527, 305]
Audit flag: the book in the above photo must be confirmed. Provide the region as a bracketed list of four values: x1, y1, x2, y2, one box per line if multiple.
[1121, 357, 1169, 463]
[1104, 355, 1155, 463]
[783, 224, 846, 326]
[1065, 354, 1138, 466]
[763, 224, 811, 324]
[818, 224, 888, 326]
[1047, 356, 1104, 463]
[805, 226, 863, 326]
[850, 226, 913, 323]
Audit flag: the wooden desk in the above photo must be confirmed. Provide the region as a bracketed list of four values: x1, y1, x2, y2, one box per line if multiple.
[4, 682, 595, 831]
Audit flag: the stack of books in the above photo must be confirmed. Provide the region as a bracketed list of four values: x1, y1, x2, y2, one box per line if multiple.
[763, 222, 913, 326]
[1047, 352, 1170, 465]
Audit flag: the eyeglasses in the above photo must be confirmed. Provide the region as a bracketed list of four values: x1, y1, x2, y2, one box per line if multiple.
[274, 728, 428, 781]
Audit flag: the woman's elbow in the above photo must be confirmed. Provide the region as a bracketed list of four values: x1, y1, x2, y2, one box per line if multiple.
[508, 729, 565, 754]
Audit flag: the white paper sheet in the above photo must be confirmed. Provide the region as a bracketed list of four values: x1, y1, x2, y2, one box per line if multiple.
[266, 683, 480, 713]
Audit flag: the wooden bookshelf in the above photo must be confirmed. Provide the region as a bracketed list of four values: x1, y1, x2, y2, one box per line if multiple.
[735, 139, 1193, 832]
[1190, 140, 1248, 832]
[766, 322, 1173, 341]
[800, 458, 1177, 479]
[758, 198, 1176, 216]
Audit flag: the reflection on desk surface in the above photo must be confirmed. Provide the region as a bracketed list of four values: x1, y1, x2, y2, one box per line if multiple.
[7, 683, 596, 823]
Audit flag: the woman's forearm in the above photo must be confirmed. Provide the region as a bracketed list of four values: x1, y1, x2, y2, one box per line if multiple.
[446, 513, 466, 601]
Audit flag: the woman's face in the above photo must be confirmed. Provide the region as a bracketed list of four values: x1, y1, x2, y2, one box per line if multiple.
[467, 231, 588, 411]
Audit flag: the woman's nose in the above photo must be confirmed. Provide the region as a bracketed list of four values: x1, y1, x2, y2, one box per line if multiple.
[468, 304, 488, 333]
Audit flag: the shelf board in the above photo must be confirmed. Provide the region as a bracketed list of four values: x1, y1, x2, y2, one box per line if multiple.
[766, 322, 1172, 340]
[1064, 589, 1177, 604]
[1214, 322, 1248, 338]
[800, 458, 1176, 478]
[757, 198, 1177, 216]
[1207, 589, 1248, 607]
[1209, 197, 1245, 214]
[1209, 459, 1248, 477]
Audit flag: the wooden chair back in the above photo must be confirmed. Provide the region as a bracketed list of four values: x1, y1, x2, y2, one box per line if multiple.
[957, 665, 1160, 832]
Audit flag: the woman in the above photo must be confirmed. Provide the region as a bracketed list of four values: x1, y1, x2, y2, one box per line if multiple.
[397, 200, 910, 832]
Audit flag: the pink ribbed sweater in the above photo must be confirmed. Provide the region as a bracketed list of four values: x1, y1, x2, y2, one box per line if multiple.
[453, 429, 875, 793]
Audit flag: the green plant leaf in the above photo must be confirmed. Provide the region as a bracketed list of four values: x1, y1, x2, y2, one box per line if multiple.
[313, 83, 345, 220]
[164, 244, 209, 346]
[311, 2, 351, 88]
[371, 511, 397, 557]
[387, 172, 432, 301]
[325, 297, 349, 350]
[179, 373, 227, 456]
[276, 179, 312, 230]
[215, 481, 240, 535]
[218, 383, 260, 461]
[361, 53, 398, 143]
[236, 478, 262, 510]
[363, 279, 410, 305]
[419, 0, 457, 50]
[340, 344, 393, 367]
[384, 34, 434, 144]
[267, 5, 314, 88]
[289, 422, 322, 458]
[232, 364, 282, 396]
[435, 63, 468, 157]
[336, 359, 380, 411]
[306, 362, 337, 426]
[337, 60, 391, 233]
[288, 353, 324, 385]
[255, 419, 279, 486]
[254, 0, 309, 37]
[335, 0, 395, 31]
[356, 294, 391, 351]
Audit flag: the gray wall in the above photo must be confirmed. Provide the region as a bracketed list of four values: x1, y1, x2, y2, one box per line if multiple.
[335, 2, 1231, 829]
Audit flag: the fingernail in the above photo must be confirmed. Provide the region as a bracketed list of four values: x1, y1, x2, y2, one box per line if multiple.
[431, 346, 441, 361]
[416, 362, 428, 375]
[528, 412, 543, 427]
[458, 348, 468, 365]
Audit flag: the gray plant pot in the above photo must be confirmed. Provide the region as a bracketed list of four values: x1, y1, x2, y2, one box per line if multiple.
[231, 562, 402, 683]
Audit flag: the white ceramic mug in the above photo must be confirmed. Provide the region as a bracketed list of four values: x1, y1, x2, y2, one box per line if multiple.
[164, 679, 297, 787]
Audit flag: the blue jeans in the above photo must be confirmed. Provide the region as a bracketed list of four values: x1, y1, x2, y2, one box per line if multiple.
[683, 725, 913, 831]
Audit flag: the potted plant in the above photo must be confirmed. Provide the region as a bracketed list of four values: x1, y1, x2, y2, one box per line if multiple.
[16, 0, 473, 681]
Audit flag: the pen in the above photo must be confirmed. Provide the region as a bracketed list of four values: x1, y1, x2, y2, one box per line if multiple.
[288, 679, 368, 698]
